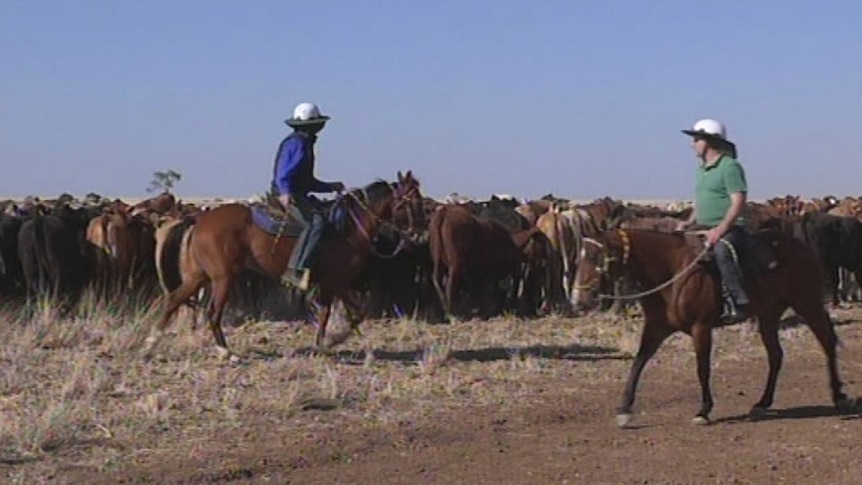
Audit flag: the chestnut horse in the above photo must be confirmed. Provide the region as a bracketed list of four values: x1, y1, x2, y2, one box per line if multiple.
[142, 172, 423, 360]
[574, 228, 854, 427]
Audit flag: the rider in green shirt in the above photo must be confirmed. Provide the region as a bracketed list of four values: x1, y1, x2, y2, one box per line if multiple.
[676, 118, 751, 323]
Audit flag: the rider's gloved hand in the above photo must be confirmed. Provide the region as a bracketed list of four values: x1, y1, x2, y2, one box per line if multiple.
[278, 194, 291, 208]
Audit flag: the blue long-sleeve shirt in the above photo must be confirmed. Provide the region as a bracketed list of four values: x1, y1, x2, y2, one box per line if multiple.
[271, 132, 335, 197]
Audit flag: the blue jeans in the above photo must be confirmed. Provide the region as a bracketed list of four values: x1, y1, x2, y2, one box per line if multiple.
[711, 225, 750, 306]
[284, 195, 326, 272]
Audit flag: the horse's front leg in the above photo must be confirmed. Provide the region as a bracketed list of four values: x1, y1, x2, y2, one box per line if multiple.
[691, 322, 714, 425]
[616, 316, 673, 428]
[313, 289, 335, 350]
[339, 289, 367, 333]
[749, 306, 785, 417]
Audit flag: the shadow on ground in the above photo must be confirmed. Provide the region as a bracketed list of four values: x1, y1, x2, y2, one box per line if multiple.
[716, 400, 862, 425]
[290, 343, 626, 365]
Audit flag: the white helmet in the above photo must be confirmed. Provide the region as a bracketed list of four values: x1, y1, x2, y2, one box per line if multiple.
[285, 102, 330, 127]
[682, 118, 728, 140]
[682, 118, 737, 157]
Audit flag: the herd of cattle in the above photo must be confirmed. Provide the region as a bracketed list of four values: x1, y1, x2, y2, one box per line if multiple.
[0, 189, 861, 326]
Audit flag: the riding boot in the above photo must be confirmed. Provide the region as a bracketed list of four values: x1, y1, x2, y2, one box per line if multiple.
[282, 227, 312, 290]
[720, 284, 745, 324]
[282, 213, 326, 291]
[714, 229, 750, 323]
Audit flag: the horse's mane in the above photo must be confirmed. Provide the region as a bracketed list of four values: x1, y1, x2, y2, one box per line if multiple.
[604, 228, 688, 250]
[619, 228, 684, 237]
[358, 179, 394, 206]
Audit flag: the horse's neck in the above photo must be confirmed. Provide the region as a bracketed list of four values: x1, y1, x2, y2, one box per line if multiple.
[510, 227, 537, 249]
[627, 232, 689, 285]
[346, 202, 384, 249]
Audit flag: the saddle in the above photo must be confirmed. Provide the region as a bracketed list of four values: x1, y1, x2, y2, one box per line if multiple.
[682, 230, 780, 277]
[250, 195, 350, 238]
[250, 203, 307, 237]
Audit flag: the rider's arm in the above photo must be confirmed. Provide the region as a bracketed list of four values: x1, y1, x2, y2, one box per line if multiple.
[308, 178, 339, 193]
[716, 192, 746, 235]
[273, 138, 304, 196]
[715, 161, 748, 235]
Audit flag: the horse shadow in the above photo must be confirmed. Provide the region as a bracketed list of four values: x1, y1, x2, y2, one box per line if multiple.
[776, 312, 857, 330]
[715, 401, 862, 425]
[290, 343, 625, 365]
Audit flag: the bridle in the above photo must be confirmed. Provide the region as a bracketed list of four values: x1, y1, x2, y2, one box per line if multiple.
[390, 182, 423, 237]
[575, 229, 709, 300]
[342, 183, 415, 259]
[574, 229, 630, 294]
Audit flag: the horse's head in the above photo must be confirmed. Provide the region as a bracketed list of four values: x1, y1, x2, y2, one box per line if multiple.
[329, 180, 398, 247]
[332, 174, 427, 258]
[391, 170, 426, 238]
[573, 229, 631, 312]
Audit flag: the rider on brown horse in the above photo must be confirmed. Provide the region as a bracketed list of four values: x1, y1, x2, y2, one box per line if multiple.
[676, 118, 751, 323]
[271, 102, 345, 291]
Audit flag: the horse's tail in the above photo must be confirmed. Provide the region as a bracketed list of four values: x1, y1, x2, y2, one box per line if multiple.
[156, 218, 194, 294]
[33, 216, 54, 296]
[427, 207, 448, 310]
[555, 212, 572, 298]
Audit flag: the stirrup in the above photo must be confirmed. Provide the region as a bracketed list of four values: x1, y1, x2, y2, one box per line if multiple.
[281, 268, 311, 291]
[720, 300, 748, 323]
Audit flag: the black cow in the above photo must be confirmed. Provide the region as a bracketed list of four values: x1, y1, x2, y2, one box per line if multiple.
[477, 196, 530, 231]
[793, 212, 862, 306]
[17, 204, 92, 303]
[360, 228, 446, 322]
[0, 212, 25, 299]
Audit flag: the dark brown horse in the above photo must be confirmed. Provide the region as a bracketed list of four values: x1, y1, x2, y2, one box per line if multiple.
[429, 204, 548, 319]
[142, 172, 423, 360]
[573, 228, 855, 427]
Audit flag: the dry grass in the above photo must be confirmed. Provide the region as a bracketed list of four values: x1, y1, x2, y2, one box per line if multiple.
[0, 290, 856, 479]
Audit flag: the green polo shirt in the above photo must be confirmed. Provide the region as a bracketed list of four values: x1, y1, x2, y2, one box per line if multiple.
[695, 154, 747, 227]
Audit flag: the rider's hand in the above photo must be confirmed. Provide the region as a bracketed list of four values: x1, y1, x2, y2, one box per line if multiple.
[331, 182, 345, 193]
[278, 194, 291, 208]
[704, 227, 723, 246]
[674, 221, 688, 232]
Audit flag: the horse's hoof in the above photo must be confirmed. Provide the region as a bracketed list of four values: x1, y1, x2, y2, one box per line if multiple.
[835, 397, 857, 413]
[691, 415, 711, 426]
[749, 407, 768, 420]
[214, 346, 235, 362]
[616, 414, 634, 429]
[314, 345, 335, 356]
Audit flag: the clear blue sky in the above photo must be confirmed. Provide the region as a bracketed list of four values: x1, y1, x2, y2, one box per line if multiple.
[1, 0, 860, 200]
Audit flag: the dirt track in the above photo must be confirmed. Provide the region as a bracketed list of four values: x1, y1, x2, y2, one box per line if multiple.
[4, 308, 862, 485]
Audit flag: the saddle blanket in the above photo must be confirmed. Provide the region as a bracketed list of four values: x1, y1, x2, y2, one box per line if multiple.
[250, 203, 306, 237]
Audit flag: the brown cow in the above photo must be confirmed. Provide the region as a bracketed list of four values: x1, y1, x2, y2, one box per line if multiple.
[618, 216, 681, 233]
[429, 204, 547, 319]
[536, 207, 579, 313]
[828, 197, 861, 219]
[132, 192, 177, 217]
[86, 204, 158, 299]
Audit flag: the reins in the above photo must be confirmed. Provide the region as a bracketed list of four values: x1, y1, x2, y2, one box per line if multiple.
[581, 233, 712, 300]
[344, 188, 411, 259]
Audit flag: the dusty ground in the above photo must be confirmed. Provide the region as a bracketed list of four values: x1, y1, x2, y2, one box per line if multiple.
[1, 301, 861, 485]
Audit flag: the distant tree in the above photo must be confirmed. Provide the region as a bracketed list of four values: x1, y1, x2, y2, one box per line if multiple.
[147, 169, 182, 194]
